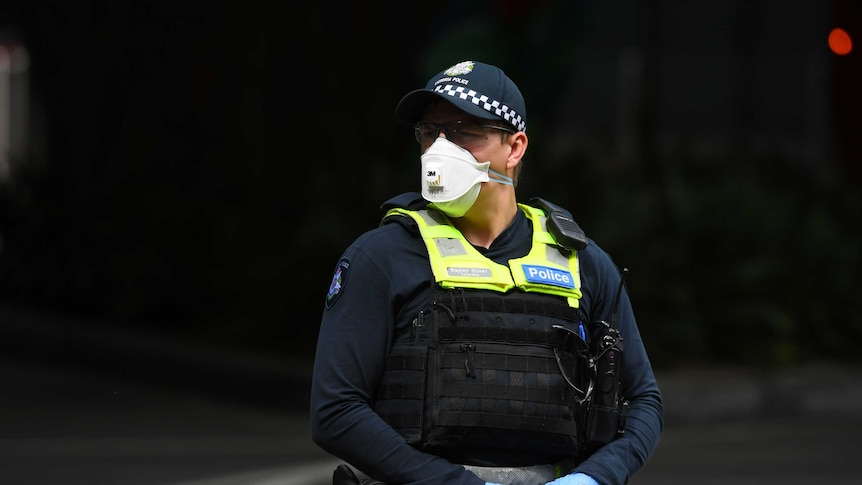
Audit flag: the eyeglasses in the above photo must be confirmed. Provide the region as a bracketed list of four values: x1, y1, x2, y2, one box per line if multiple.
[414, 120, 516, 149]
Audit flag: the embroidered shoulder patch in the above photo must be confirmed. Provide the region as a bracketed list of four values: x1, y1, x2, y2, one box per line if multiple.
[326, 258, 351, 309]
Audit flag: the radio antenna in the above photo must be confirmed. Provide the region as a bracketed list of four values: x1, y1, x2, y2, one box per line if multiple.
[610, 268, 629, 329]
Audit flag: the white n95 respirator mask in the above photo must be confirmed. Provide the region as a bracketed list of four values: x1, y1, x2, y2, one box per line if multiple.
[420, 137, 513, 217]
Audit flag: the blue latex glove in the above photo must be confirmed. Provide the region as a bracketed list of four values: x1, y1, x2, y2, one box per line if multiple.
[546, 473, 600, 485]
[485, 483, 505, 485]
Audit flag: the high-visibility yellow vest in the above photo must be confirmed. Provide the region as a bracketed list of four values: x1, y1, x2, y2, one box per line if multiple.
[384, 204, 582, 308]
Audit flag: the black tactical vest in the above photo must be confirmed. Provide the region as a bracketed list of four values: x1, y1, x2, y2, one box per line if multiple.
[374, 287, 593, 458]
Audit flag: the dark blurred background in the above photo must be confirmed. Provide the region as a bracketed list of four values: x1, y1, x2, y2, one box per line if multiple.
[0, 0, 860, 389]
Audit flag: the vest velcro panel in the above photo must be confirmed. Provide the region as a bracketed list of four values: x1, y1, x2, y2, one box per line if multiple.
[439, 291, 580, 321]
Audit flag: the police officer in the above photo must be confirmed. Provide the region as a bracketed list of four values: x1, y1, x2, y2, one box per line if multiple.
[311, 60, 663, 485]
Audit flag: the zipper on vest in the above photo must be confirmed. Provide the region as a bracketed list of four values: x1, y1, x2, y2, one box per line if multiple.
[460, 343, 477, 378]
[431, 300, 457, 323]
[411, 310, 426, 345]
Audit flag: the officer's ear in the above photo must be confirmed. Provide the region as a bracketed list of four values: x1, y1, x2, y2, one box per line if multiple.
[507, 131, 528, 172]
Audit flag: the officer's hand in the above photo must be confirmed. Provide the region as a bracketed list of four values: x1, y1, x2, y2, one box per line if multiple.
[485, 482, 505, 485]
[546, 472, 600, 485]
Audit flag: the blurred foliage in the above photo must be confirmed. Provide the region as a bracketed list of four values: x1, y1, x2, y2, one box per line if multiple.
[520, 145, 862, 369]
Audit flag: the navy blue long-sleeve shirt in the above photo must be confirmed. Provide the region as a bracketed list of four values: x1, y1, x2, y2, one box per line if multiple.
[311, 197, 663, 485]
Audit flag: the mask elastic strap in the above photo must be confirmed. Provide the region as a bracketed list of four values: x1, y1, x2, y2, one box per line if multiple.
[489, 168, 514, 186]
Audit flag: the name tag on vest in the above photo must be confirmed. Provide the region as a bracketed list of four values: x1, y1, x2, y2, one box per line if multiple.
[523, 265, 575, 288]
[448, 267, 493, 278]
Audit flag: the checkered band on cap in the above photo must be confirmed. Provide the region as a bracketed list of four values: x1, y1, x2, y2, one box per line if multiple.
[435, 84, 526, 132]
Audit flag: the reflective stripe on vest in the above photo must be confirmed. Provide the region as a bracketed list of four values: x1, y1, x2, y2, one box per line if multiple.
[385, 205, 583, 308]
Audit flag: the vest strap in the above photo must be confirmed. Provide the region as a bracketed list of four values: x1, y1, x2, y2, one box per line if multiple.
[376, 382, 424, 400]
[437, 411, 577, 436]
[440, 352, 558, 376]
[439, 382, 571, 406]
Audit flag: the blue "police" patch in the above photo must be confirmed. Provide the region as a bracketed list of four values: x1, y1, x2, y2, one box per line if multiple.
[326, 258, 350, 309]
[522, 265, 575, 289]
